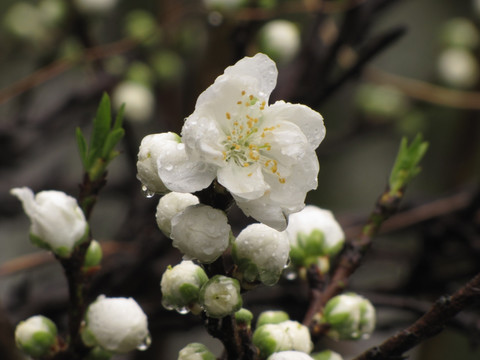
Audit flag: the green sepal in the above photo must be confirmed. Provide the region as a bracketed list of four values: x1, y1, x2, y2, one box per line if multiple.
[389, 134, 429, 196]
[85, 346, 113, 360]
[178, 283, 201, 305]
[289, 245, 306, 267]
[256, 311, 289, 327]
[302, 229, 325, 256]
[252, 325, 278, 358]
[235, 308, 253, 326]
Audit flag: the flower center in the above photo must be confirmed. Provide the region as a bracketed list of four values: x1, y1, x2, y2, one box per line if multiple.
[222, 90, 285, 183]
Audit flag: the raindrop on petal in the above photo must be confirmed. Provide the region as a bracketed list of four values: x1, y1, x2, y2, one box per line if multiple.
[141, 185, 155, 198]
[137, 334, 152, 351]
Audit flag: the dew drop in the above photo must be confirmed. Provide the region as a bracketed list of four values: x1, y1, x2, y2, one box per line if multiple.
[141, 185, 155, 198]
[137, 334, 151, 351]
[164, 164, 174, 171]
[176, 306, 190, 315]
[283, 268, 297, 281]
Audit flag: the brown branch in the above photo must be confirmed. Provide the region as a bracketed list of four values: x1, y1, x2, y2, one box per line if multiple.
[365, 66, 480, 110]
[353, 272, 480, 360]
[0, 37, 138, 105]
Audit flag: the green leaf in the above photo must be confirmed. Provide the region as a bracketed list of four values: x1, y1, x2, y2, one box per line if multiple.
[90, 93, 112, 154]
[389, 134, 429, 195]
[101, 128, 125, 159]
[113, 103, 125, 131]
[76, 127, 88, 168]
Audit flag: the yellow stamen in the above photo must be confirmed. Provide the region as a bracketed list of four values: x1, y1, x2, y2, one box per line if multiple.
[226, 112, 231, 119]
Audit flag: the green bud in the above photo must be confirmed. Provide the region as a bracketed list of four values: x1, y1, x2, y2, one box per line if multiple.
[312, 350, 344, 360]
[84, 240, 103, 268]
[235, 308, 253, 327]
[440, 18, 479, 50]
[15, 315, 58, 358]
[124, 10, 159, 43]
[199, 275, 242, 318]
[150, 51, 184, 85]
[85, 346, 113, 360]
[256, 311, 290, 328]
[126, 61, 155, 88]
[178, 343, 216, 360]
[355, 84, 409, 121]
[323, 293, 376, 340]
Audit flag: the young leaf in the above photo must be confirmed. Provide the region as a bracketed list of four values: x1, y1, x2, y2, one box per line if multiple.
[90, 93, 112, 154]
[101, 128, 125, 160]
[76, 127, 88, 168]
[389, 134, 429, 195]
[113, 103, 125, 131]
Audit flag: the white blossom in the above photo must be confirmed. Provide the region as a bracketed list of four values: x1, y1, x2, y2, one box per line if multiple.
[233, 223, 290, 285]
[253, 320, 313, 358]
[113, 81, 155, 123]
[268, 351, 315, 360]
[156, 53, 325, 230]
[156, 192, 199, 237]
[82, 295, 149, 353]
[258, 20, 301, 63]
[170, 204, 231, 263]
[15, 315, 57, 358]
[437, 48, 479, 89]
[10, 187, 88, 257]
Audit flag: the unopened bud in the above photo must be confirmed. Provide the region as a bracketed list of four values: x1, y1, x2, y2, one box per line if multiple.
[268, 351, 315, 360]
[84, 240, 102, 269]
[178, 343, 216, 360]
[199, 275, 242, 318]
[15, 315, 58, 358]
[156, 192, 199, 237]
[312, 350, 344, 360]
[323, 293, 375, 340]
[256, 311, 290, 328]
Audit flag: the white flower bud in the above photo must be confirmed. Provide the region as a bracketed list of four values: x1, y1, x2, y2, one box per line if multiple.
[286, 206, 345, 267]
[437, 48, 479, 89]
[73, 0, 118, 14]
[112, 81, 155, 123]
[156, 192, 199, 237]
[160, 260, 208, 313]
[82, 295, 150, 353]
[256, 310, 290, 328]
[268, 351, 315, 360]
[178, 342, 216, 360]
[323, 293, 375, 340]
[253, 320, 313, 358]
[171, 204, 231, 263]
[136, 132, 181, 195]
[199, 275, 242, 318]
[312, 350, 344, 360]
[11, 187, 88, 258]
[15, 315, 57, 358]
[233, 223, 290, 286]
[258, 20, 301, 64]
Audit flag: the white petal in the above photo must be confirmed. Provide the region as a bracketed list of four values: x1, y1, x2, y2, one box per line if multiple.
[157, 141, 216, 193]
[217, 162, 268, 200]
[265, 101, 325, 150]
[235, 195, 288, 231]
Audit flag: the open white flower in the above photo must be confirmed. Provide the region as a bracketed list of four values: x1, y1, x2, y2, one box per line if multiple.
[158, 53, 325, 230]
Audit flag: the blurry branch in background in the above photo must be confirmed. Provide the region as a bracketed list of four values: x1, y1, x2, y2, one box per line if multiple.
[366, 67, 480, 110]
[0, 37, 138, 105]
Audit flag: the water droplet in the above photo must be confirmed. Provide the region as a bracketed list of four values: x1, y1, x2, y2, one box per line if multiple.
[141, 185, 155, 198]
[165, 164, 174, 171]
[137, 334, 151, 351]
[177, 143, 185, 151]
[283, 268, 297, 280]
[176, 306, 190, 315]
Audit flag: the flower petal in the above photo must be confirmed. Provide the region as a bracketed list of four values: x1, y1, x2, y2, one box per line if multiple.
[264, 101, 325, 150]
[157, 141, 216, 193]
[217, 162, 268, 200]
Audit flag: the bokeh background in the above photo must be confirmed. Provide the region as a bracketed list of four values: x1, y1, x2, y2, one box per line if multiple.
[1, 0, 480, 359]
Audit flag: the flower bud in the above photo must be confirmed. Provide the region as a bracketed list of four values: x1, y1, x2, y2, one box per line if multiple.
[85, 346, 113, 360]
[136, 132, 181, 195]
[323, 293, 375, 340]
[73, 0, 118, 14]
[84, 240, 103, 269]
[355, 84, 409, 121]
[199, 275, 242, 318]
[11, 187, 88, 258]
[258, 20, 301, 64]
[178, 343, 216, 360]
[82, 295, 150, 353]
[203, 0, 245, 12]
[312, 350, 344, 360]
[124, 10, 158, 42]
[256, 310, 290, 328]
[286, 206, 344, 267]
[156, 192, 199, 237]
[437, 48, 479, 89]
[15, 315, 57, 358]
[440, 18, 479, 50]
[232, 223, 290, 286]
[235, 308, 253, 327]
[253, 320, 313, 358]
[160, 260, 208, 313]
[171, 204, 231, 263]
[268, 351, 315, 360]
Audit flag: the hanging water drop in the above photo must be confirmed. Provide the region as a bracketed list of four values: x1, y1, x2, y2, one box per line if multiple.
[137, 334, 152, 351]
[283, 268, 297, 280]
[141, 185, 155, 198]
[176, 306, 190, 315]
